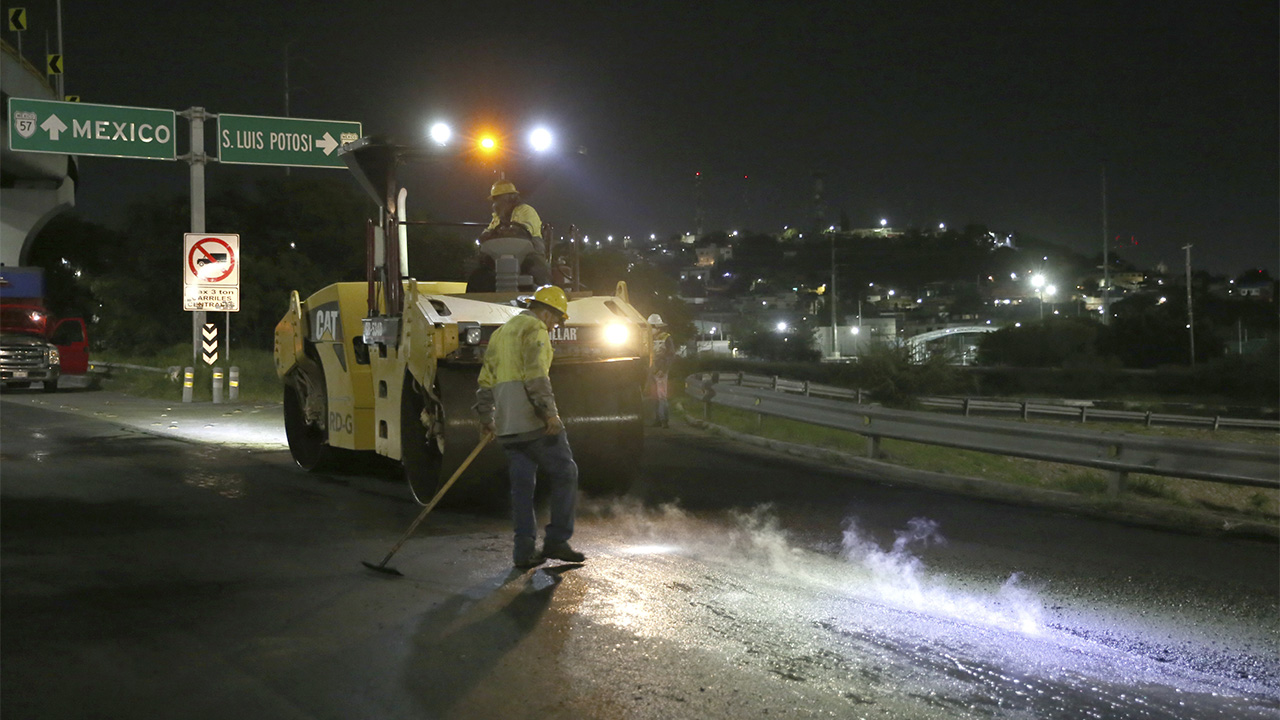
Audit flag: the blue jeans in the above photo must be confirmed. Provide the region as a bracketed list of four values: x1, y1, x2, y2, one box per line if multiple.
[502, 431, 579, 545]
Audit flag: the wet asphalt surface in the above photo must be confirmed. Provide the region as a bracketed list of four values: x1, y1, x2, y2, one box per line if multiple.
[1, 384, 1278, 719]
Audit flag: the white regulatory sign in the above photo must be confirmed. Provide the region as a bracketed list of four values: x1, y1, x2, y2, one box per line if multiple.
[183, 233, 241, 312]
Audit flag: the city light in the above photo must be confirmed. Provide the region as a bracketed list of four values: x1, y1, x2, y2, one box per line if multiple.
[776, 321, 788, 332]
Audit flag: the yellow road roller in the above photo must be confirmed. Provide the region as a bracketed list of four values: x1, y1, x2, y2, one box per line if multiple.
[273, 139, 648, 503]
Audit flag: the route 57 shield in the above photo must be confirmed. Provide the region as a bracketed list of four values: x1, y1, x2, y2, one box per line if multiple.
[14, 111, 36, 139]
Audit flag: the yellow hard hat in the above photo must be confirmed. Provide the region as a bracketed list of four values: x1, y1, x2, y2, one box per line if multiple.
[490, 180, 519, 199]
[530, 285, 569, 320]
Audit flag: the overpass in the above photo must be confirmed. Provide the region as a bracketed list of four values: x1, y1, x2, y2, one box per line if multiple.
[904, 325, 1000, 363]
[1, 39, 76, 268]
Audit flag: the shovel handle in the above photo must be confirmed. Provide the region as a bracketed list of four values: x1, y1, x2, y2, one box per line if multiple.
[374, 432, 494, 567]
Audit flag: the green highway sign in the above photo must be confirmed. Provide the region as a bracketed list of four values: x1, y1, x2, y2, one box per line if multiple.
[7, 97, 175, 160]
[217, 114, 361, 168]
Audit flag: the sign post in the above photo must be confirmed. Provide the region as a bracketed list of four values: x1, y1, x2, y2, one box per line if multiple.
[217, 113, 361, 168]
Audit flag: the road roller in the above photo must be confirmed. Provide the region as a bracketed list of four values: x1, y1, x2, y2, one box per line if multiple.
[273, 138, 648, 504]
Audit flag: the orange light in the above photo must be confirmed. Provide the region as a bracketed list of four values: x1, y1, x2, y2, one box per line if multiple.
[478, 136, 497, 152]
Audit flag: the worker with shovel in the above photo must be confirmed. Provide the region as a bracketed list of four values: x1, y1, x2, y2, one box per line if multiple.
[475, 285, 586, 569]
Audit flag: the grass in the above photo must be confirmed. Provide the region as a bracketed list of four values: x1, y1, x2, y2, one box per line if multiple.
[682, 399, 1280, 521]
[93, 345, 281, 404]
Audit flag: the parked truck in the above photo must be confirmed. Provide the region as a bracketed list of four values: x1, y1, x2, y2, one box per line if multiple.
[0, 267, 89, 392]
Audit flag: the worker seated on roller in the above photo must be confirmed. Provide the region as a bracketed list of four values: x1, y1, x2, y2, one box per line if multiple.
[476, 180, 551, 287]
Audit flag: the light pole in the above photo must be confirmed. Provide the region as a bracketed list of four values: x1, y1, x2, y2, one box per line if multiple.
[1031, 274, 1046, 319]
[830, 233, 838, 358]
[1183, 244, 1195, 367]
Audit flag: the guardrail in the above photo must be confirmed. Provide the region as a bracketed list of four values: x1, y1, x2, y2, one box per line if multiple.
[721, 371, 1279, 432]
[685, 373, 1280, 495]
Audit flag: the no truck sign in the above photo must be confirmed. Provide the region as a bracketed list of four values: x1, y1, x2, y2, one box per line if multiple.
[183, 233, 240, 311]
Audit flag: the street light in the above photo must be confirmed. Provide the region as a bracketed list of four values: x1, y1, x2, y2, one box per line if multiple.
[528, 127, 553, 153]
[428, 122, 451, 146]
[1030, 274, 1049, 319]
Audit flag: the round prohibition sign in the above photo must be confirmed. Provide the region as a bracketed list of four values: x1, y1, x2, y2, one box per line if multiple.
[188, 237, 236, 283]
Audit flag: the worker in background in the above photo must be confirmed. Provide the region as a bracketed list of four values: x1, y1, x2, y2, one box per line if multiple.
[480, 180, 552, 286]
[648, 314, 675, 428]
[475, 285, 585, 569]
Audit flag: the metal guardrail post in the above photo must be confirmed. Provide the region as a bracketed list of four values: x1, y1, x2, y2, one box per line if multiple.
[736, 372, 743, 386]
[212, 367, 224, 404]
[1145, 411, 1153, 428]
[182, 367, 194, 403]
[229, 366, 239, 401]
[963, 398, 971, 417]
[1021, 402, 1029, 421]
[803, 380, 810, 396]
[867, 435, 880, 459]
[1109, 470, 1129, 497]
[771, 375, 779, 391]
[1213, 416, 1221, 431]
[856, 389, 864, 404]
[1079, 406, 1088, 423]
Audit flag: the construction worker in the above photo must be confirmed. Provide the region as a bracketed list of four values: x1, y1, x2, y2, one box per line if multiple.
[480, 180, 552, 287]
[648, 314, 675, 428]
[474, 285, 585, 568]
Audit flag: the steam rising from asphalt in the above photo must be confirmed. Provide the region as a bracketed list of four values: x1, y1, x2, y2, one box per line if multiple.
[587, 499, 1044, 635]
[841, 515, 1044, 634]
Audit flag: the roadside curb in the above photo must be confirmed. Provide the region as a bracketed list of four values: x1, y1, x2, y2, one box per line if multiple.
[679, 410, 1279, 542]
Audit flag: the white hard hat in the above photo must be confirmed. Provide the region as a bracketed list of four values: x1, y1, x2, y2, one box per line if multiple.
[647, 313, 665, 326]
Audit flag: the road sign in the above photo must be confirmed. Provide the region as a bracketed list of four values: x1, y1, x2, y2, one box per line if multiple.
[7, 97, 175, 160]
[217, 113, 361, 168]
[183, 233, 240, 312]
[47, 54, 62, 75]
[202, 324, 219, 364]
[9, 8, 26, 31]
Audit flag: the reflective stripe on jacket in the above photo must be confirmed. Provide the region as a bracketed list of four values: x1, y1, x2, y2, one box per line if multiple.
[474, 311, 559, 440]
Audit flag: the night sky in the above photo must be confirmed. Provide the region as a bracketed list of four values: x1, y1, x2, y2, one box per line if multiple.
[9, 0, 1277, 275]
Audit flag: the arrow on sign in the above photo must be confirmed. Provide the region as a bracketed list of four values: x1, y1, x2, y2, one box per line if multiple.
[41, 114, 67, 141]
[202, 324, 217, 341]
[317, 132, 338, 156]
[9, 8, 28, 31]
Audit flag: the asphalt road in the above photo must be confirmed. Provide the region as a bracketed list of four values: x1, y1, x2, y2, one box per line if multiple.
[2, 386, 1277, 719]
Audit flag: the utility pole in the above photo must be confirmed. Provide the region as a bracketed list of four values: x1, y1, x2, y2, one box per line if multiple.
[1183, 244, 1195, 367]
[284, 42, 292, 177]
[55, 0, 64, 99]
[1101, 163, 1110, 324]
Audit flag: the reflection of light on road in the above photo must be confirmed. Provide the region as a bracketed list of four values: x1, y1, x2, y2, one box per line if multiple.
[621, 544, 680, 555]
[182, 471, 246, 499]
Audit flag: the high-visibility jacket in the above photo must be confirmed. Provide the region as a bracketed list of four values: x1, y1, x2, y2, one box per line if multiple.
[651, 331, 674, 375]
[486, 203, 543, 239]
[474, 311, 560, 442]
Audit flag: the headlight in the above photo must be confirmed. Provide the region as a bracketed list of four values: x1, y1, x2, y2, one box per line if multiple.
[459, 322, 482, 345]
[603, 322, 629, 346]
[47, 346, 60, 364]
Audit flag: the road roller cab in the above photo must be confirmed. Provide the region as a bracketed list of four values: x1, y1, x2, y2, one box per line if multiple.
[273, 138, 649, 504]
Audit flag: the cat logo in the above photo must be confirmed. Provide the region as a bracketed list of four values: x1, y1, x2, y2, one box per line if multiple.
[311, 307, 341, 342]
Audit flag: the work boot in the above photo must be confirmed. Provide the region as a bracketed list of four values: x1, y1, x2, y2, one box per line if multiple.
[542, 540, 586, 563]
[514, 551, 545, 569]
[513, 537, 544, 569]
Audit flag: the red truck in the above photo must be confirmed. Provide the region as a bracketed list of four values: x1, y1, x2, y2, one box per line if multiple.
[0, 267, 89, 393]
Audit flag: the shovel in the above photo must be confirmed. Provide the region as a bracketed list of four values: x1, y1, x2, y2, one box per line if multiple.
[362, 432, 494, 577]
